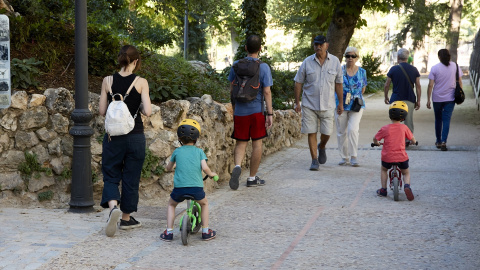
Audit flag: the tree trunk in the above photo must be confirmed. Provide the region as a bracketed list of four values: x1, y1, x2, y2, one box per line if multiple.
[326, 1, 367, 62]
[446, 0, 463, 62]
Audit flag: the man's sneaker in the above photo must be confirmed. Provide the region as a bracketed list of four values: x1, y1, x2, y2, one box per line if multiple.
[377, 188, 387, 197]
[202, 229, 216, 241]
[160, 230, 173, 242]
[310, 159, 320, 171]
[247, 176, 266, 187]
[119, 216, 142, 230]
[338, 158, 349, 165]
[404, 184, 415, 201]
[318, 145, 327, 164]
[105, 206, 121, 237]
[350, 157, 360, 167]
[229, 166, 241, 190]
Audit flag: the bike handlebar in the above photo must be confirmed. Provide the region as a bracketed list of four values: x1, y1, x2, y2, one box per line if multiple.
[371, 141, 418, 147]
[203, 175, 219, 182]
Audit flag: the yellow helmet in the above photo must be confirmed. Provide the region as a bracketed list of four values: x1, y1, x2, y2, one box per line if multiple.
[177, 119, 201, 141]
[389, 101, 408, 121]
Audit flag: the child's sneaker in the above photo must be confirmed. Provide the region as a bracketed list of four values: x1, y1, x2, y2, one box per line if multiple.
[404, 184, 415, 201]
[160, 230, 173, 242]
[202, 229, 216, 241]
[377, 188, 387, 197]
[119, 216, 142, 230]
[105, 206, 121, 237]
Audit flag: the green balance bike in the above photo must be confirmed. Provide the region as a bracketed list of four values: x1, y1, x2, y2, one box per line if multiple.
[179, 175, 218, 245]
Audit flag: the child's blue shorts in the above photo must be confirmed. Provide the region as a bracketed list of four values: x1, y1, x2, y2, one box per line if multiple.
[170, 187, 205, 203]
[382, 159, 409, 170]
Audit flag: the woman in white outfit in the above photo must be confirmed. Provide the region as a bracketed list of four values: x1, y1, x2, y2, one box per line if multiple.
[334, 47, 367, 166]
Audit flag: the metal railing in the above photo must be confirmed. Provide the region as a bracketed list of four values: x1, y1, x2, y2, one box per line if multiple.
[469, 29, 480, 111]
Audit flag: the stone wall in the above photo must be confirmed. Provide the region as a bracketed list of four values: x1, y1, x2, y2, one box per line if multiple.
[0, 89, 301, 208]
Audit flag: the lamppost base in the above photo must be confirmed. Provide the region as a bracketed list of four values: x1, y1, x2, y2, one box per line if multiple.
[68, 204, 95, 213]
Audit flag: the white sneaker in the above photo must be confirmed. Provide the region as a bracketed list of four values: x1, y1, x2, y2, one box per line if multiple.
[338, 158, 349, 165]
[105, 206, 121, 237]
[350, 157, 360, 167]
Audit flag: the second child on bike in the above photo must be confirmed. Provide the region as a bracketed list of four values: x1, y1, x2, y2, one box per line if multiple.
[373, 101, 416, 201]
[160, 119, 218, 242]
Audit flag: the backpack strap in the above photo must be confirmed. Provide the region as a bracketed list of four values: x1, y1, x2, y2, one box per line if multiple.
[107, 75, 140, 100]
[455, 63, 459, 82]
[124, 76, 140, 99]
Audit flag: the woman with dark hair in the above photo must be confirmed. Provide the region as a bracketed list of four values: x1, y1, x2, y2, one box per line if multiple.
[99, 45, 152, 237]
[426, 49, 463, 151]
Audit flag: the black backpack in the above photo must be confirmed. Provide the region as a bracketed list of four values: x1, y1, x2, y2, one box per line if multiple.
[231, 58, 262, 103]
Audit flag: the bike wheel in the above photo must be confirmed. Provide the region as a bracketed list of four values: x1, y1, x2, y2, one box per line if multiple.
[181, 214, 190, 245]
[393, 177, 399, 201]
[191, 205, 201, 233]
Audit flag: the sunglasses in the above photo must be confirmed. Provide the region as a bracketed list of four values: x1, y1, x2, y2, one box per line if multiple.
[345, 55, 357, 59]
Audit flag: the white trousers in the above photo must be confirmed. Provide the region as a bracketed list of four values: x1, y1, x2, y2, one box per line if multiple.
[334, 109, 364, 159]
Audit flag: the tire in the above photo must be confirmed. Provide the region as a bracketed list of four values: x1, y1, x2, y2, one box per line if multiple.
[192, 205, 201, 234]
[181, 214, 190, 245]
[393, 177, 399, 201]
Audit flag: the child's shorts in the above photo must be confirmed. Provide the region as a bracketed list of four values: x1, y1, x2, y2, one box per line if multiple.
[170, 187, 205, 203]
[382, 159, 409, 170]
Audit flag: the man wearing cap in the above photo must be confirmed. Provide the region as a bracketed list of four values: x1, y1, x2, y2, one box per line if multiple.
[294, 35, 344, 171]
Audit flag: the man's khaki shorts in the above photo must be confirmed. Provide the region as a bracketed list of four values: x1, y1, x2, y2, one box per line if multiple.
[301, 106, 334, 135]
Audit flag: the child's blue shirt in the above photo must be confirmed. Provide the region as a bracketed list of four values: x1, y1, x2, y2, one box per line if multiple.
[170, 145, 207, 188]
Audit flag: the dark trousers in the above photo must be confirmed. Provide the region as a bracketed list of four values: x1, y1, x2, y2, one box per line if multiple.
[100, 133, 146, 214]
[433, 101, 455, 143]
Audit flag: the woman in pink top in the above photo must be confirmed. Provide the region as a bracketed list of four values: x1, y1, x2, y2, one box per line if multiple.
[426, 49, 463, 151]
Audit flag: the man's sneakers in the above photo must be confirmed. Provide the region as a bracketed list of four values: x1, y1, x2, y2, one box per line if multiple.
[160, 230, 173, 242]
[404, 184, 415, 201]
[377, 188, 387, 197]
[350, 157, 360, 167]
[318, 144, 327, 164]
[310, 159, 320, 171]
[202, 229, 216, 241]
[229, 166, 241, 190]
[119, 216, 142, 230]
[247, 176, 266, 187]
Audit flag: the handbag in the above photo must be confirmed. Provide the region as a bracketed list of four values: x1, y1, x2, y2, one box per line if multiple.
[351, 97, 364, 112]
[454, 63, 465, 105]
[343, 66, 364, 112]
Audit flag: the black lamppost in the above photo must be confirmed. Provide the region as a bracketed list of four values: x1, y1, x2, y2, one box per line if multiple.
[69, 0, 94, 212]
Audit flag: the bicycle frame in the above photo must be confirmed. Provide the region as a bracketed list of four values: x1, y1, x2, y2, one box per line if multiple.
[179, 199, 202, 232]
[389, 164, 403, 190]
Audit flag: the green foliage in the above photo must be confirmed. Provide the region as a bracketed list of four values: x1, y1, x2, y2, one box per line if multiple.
[92, 170, 99, 183]
[18, 152, 49, 179]
[38, 190, 54, 201]
[11, 58, 43, 89]
[60, 168, 72, 181]
[139, 54, 229, 103]
[361, 53, 382, 79]
[271, 69, 296, 109]
[361, 53, 386, 93]
[87, 25, 121, 76]
[234, 0, 268, 60]
[142, 148, 164, 178]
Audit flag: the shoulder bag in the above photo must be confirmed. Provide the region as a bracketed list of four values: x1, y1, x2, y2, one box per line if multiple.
[454, 63, 465, 105]
[344, 66, 363, 112]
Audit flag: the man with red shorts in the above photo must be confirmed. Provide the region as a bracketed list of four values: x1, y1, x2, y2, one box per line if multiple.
[227, 35, 273, 190]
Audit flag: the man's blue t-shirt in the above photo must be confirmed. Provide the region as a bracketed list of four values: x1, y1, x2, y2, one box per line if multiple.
[170, 145, 207, 188]
[387, 62, 420, 104]
[228, 57, 273, 116]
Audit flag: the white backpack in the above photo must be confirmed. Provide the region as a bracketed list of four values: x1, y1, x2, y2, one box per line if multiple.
[104, 75, 141, 137]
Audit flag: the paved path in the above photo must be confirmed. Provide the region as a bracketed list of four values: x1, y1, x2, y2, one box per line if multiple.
[0, 78, 479, 269]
